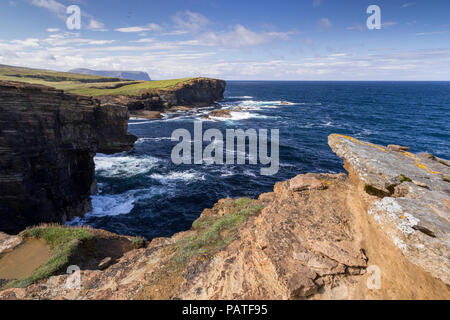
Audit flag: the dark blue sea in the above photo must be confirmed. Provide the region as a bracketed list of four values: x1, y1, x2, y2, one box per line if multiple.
[69, 81, 450, 240]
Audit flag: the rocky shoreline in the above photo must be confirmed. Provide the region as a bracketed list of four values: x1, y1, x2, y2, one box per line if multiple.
[1, 135, 448, 300]
[96, 78, 226, 119]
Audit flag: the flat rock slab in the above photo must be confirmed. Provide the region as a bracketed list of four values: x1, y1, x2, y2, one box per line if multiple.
[0, 233, 21, 255]
[329, 134, 450, 285]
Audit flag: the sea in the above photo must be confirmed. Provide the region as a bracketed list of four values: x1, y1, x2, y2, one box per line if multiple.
[68, 81, 450, 240]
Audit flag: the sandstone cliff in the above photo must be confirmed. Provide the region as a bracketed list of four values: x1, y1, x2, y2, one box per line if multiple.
[0, 81, 137, 234]
[96, 78, 226, 117]
[1, 135, 448, 300]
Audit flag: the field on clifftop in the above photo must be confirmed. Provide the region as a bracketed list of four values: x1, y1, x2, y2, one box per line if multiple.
[0, 65, 197, 97]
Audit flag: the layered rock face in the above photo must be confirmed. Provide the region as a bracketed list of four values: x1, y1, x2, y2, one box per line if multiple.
[97, 78, 226, 116]
[0, 81, 136, 234]
[2, 135, 448, 300]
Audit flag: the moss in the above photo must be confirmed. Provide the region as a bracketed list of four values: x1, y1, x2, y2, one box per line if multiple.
[2, 225, 94, 290]
[437, 159, 449, 167]
[171, 198, 264, 271]
[443, 176, 450, 183]
[131, 236, 147, 249]
[398, 175, 412, 183]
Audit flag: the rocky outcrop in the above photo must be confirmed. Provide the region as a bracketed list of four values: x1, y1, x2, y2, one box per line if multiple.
[0, 81, 137, 234]
[1, 135, 449, 300]
[97, 78, 226, 115]
[329, 134, 450, 285]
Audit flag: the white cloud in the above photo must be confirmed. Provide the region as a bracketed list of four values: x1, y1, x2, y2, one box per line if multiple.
[172, 10, 210, 34]
[382, 22, 398, 28]
[43, 33, 115, 46]
[31, 0, 66, 19]
[318, 18, 332, 30]
[115, 24, 162, 33]
[87, 19, 107, 31]
[47, 28, 60, 33]
[197, 25, 294, 48]
[132, 38, 155, 43]
[347, 24, 365, 32]
[415, 30, 448, 36]
[10, 38, 40, 47]
[402, 2, 416, 8]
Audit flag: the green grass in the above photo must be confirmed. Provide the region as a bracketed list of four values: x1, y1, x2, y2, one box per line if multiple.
[0, 64, 199, 97]
[131, 236, 147, 249]
[171, 198, 264, 271]
[398, 174, 412, 183]
[68, 77, 196, 96]
[2, 225, 94, 289]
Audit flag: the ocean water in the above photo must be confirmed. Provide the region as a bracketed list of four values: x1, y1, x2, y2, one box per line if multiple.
[69, 81, 450, 240]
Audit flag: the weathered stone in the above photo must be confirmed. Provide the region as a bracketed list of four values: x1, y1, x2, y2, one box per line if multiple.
[329, 134, 450, 285]
[98, 257, 113, 270]
[204, 109, 232, 119]
[388, 144, 410, 152]
[0, 81, 137, 233]
[0, 233, 22, 255]
[289, 174, 326, 192]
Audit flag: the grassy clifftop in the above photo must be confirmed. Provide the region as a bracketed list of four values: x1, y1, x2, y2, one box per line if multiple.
[0, 65, 197, 97]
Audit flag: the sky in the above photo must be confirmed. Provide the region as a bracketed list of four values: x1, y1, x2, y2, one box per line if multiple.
[0, 0, 449, 80]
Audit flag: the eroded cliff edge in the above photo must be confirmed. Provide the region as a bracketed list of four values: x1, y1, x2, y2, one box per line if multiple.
[1, 135, 448, 300]
[0, 81, 137, 234]
[96, 78, 226, 118]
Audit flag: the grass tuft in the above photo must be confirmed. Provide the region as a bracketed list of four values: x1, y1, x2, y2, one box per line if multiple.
[171, 198, 264, 271]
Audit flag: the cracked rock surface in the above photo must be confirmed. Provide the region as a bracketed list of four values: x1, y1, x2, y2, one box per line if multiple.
[329, 134, 450, 285]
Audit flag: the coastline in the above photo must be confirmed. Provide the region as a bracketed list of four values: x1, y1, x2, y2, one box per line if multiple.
[1, 135, 448, 299]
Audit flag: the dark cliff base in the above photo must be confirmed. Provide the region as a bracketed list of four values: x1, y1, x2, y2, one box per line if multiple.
[0, 81, 137, 234]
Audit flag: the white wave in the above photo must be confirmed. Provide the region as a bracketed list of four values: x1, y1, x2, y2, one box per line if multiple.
[67, 188, 160, 223]
[228, 96, 253, 99]
[236, 100, 299, 109]
[95, 154, 159, 178]
[136, 137, 173, 144]
[149, 170, 205, 183]
[220, 170, 235, 177]
[209, 111, 273, 121]
[128, 121, 156, 126]
[243, 170, 257, 177]
[90, 193, 136, 217]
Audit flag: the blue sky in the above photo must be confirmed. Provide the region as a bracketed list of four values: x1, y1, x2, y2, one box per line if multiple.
[0, 0, 449, 80]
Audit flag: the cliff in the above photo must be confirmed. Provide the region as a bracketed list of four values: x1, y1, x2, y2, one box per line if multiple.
[69, 69, 151, 81]
[1, 135, 448, 300]
[0, 81, 137, 234]
[96, 78, 226, 117]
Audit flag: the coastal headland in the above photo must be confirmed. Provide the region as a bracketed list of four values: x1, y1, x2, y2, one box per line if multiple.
[0, 65, 448, 300]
